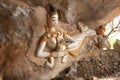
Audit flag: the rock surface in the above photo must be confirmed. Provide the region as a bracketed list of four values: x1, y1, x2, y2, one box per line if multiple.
[0, 0, 120, 80]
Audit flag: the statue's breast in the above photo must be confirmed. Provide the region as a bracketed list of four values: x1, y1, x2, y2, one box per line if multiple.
[47, 37, 57, 49]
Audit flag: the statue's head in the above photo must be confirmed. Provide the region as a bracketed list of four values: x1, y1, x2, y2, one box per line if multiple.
[48, 4, 59, 28]
[50, 12, 59, 27]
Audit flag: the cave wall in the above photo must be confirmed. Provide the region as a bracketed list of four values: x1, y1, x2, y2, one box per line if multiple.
[21, 0, 120, 29]
[0, 0, 120, 80]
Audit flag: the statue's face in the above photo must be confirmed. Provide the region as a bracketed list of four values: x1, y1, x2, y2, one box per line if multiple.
[50, 14, 59, 27]
[49, 13, 59, 32]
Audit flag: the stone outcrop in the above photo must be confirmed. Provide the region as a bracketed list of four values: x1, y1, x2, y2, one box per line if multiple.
[0, 0, 120, 80]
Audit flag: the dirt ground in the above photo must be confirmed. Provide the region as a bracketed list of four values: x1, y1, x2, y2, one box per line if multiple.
[52, 49, 120, 80]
